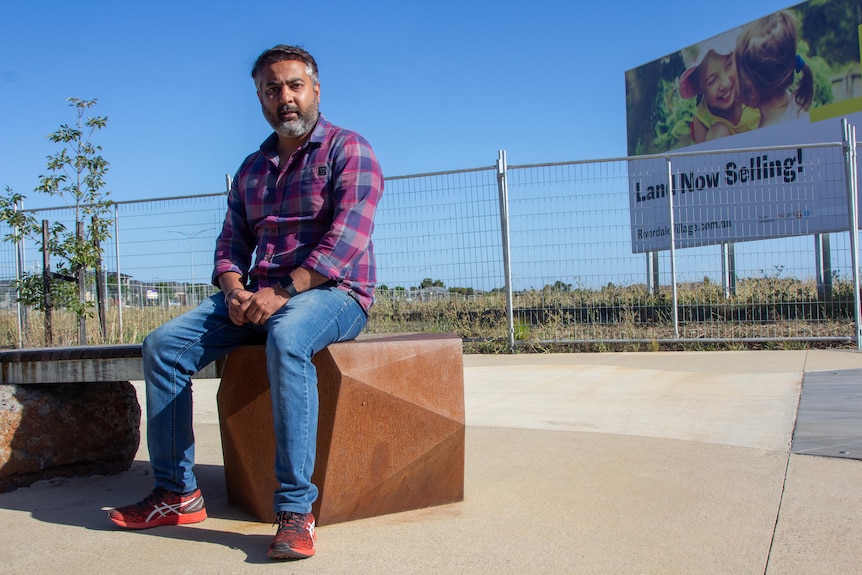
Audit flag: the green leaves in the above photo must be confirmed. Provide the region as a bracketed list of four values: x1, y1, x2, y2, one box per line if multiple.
[0, 97, 113, 321]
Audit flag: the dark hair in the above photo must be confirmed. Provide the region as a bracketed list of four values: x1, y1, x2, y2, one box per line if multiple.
[251, 45, 319, 84]
[735, 11, 813, 111]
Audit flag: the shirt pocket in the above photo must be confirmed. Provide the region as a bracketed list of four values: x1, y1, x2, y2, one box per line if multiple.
[279, 161, 331, 217]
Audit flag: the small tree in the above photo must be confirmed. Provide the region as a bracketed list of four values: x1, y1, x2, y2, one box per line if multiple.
[0, 98, 112, 345]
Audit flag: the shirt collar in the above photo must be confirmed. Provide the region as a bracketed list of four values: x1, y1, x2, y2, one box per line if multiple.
[307, 113, 330, 146]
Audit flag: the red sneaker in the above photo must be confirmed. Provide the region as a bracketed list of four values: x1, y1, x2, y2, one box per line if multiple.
[107, 488, 207, 529]
[268, 511, 317, 560]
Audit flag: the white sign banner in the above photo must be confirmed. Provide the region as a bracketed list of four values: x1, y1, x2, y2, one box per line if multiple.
[629, 145, 848, 253]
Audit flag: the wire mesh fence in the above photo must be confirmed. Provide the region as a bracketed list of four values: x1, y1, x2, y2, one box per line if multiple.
[1, 137, 859, 351]
[505, 149, 856, 349]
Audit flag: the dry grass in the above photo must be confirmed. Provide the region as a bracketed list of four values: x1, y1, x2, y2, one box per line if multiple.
[1, 278, 856, 353]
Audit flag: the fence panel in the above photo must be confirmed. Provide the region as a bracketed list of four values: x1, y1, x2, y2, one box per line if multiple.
[503, 145, 856, 347]
[506, 159, 652, 343]
[368, 168, 505, 341]
[0, 141, 858, 350]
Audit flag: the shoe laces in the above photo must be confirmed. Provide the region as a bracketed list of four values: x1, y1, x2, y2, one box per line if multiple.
[276, 512, 312, 536]
[146, 487, 184, 502]
[137, 488, 169, 506]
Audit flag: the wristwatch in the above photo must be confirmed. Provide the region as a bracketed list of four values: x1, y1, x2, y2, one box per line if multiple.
[279, 279, 299, 298]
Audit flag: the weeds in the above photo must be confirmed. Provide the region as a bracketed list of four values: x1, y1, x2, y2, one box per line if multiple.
[0, 277, 856, 352]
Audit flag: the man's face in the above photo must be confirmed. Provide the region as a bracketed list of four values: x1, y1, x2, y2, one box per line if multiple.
[256, 59, 320, 139]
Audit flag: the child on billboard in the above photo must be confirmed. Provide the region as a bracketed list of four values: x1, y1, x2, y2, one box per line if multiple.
[735, 10, 814, 128]
[679, 34, 761, 143]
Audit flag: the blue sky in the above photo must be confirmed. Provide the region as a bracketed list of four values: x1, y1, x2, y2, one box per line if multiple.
[1, 0, 796, 210]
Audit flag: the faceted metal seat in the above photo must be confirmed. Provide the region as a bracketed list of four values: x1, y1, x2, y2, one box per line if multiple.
[217, 333, 465, 526]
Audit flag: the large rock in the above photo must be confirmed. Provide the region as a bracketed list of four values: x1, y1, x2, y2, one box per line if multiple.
[0, 381, 141, 493]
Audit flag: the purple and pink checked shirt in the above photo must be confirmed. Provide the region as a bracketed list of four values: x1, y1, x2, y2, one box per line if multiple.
[212, 114, 384, 312]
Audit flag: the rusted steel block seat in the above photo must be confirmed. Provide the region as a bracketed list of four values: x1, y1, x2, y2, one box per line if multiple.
[216, 333, 465, 526]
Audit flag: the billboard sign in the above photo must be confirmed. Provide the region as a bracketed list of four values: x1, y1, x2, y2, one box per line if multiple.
[625, 0, 862, 253]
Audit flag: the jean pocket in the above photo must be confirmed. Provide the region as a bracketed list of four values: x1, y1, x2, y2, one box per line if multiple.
[336, 298, 367, 342]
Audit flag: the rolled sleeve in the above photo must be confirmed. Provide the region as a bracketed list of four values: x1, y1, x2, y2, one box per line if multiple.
[303, 135, 383, 281]
[211, 177, 256, 286]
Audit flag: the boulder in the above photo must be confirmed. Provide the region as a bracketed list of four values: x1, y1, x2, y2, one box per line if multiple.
[0, 381, 140, 493]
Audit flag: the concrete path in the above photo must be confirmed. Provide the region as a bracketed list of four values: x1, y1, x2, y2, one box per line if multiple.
[1, 349, 860, 574]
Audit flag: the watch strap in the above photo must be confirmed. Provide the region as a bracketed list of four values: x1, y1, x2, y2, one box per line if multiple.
[280, 280, 299, 298]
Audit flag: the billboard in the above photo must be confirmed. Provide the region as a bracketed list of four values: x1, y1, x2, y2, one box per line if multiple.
[625, 0, 862, 253]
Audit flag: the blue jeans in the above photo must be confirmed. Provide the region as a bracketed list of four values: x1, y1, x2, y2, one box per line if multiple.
[142, 284, 367, 514]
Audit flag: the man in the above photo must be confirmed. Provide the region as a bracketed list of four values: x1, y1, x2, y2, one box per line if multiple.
[107, 44, 383, 561]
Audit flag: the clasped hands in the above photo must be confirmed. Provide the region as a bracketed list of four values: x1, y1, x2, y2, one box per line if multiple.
[225, 286, 288, 326]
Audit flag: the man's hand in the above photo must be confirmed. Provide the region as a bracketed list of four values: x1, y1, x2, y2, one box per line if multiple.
[225, 288, 252, 325]
[219, 267, 330, 326]
[238, 287, 288, 325]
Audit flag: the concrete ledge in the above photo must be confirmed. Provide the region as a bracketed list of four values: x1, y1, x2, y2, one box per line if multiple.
[0, 344, 220, 384]
[0, 344, 214, 491]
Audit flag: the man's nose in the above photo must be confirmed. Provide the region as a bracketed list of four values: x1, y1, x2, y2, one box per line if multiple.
[277, 85, 292, 103]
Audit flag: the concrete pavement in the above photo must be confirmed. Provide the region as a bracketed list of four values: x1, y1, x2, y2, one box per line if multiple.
[0, 349, 860, 574]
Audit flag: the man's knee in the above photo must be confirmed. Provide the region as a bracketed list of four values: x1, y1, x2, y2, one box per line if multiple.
[265, 336, 312, 364]
[142, 326, 165, 360]
[142, 320, 185, 365]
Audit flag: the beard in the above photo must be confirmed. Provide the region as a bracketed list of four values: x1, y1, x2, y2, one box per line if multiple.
[264, 98, 320, 138]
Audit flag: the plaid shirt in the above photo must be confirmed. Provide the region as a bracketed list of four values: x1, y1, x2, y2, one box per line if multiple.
[213, 115, 383, 311]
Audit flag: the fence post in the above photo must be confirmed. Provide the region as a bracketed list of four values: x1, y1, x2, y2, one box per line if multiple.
[42, 220, 53, 346]
[666, 157, 680, 340]
[650, 252, 660, 296]
[721, 243, 737, 298]
[645, 253, 652, 293]
[815, 234, 832, 301]
[93, 215, 107, 341]
[842, 119, 861, 349]
[115, 203, 124, 342]
[496, 150, 515, 352]
[14, 199, 25, 348]
[76, 220, 86, 344]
